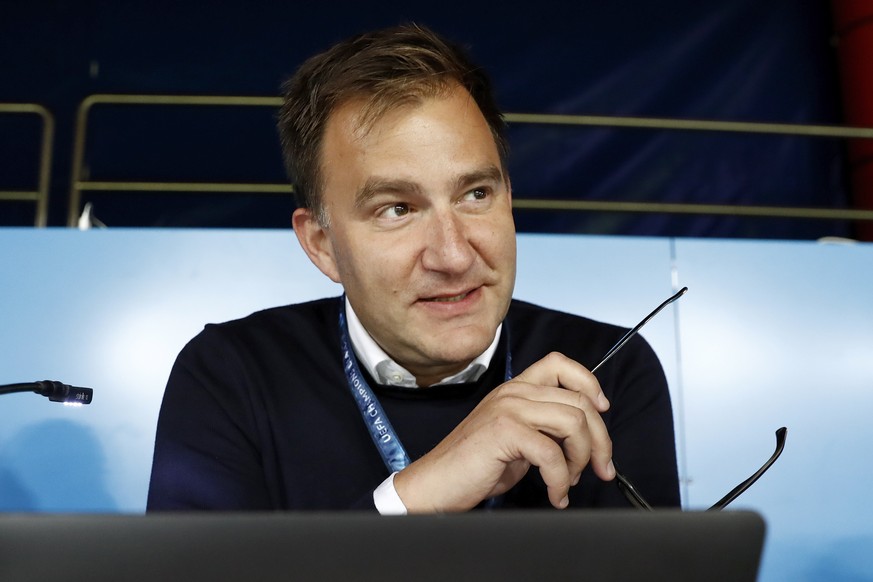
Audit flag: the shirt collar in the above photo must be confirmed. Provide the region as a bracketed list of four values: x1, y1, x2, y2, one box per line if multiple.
[344, 297, 501, 388]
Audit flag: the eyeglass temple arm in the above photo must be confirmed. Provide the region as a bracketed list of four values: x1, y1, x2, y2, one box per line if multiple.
[590, 287, 687, 374]
[615, 466, 654, 510]
[595, 287, 688, 510]
[708, 427, 787, 511]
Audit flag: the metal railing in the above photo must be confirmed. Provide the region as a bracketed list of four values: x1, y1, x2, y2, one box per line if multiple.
[68, 94, 288, 227]
[507, 113, 873, 223]
[67, 94, 873, 227]
[0, 103, 54, 227]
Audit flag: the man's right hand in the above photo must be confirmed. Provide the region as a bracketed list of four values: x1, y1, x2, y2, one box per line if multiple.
[392, 352, 616, 512]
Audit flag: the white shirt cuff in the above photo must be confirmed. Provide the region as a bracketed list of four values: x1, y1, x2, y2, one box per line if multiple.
[373, 471, 408, 515]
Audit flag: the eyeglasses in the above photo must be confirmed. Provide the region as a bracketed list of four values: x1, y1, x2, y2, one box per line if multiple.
[593, 286, 787, 510]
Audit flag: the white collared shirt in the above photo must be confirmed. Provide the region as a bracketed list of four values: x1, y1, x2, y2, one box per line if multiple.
[344, 298, 502, 514]
[344, 297, 501, 388]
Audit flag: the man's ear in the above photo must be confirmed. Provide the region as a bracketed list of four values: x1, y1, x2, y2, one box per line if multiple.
[292, 207, 341, 283]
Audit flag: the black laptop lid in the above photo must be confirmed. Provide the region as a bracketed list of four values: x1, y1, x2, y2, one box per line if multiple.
[0, 510, 765, 582]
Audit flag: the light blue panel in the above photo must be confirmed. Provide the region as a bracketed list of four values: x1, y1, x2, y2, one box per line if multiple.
[1, 229, 679, 513]
[6, 228, 870, 579]
[0, 228, 341, 512]
[674, 238, 873, 582]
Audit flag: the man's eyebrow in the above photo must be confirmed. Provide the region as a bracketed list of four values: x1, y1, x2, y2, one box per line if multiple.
[354, 178, 422, 209]
[353, 165, 505, 209]
[455, 165, 505, 191]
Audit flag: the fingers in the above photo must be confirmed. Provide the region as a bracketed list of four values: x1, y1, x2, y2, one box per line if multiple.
[512, 430, 574, 509]
[520, 402, 590, 507]
[498, 393, 614, 492]
[513, 352, 611, 412]
[501, 415, 606, 510]
[517, 352, 615, 480]
[396, 352, 616, 513]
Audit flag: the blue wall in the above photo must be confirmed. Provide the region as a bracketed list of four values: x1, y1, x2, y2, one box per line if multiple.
[1, 1, 850, 238]
[2, 228, 872, 580]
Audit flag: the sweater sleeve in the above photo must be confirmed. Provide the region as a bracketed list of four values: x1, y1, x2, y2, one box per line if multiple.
[605, 333, 681, 508]
[147, 327, 275, 511]
[147, 320, 386, 512]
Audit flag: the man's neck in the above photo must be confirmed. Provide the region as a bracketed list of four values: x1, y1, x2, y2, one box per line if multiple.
[344, 297, 500, 387]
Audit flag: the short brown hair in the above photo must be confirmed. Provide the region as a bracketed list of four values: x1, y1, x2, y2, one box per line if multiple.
[277, 24, 508, 223]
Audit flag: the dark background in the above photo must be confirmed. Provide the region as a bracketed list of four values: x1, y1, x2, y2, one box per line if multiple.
[0, 0, 857, 238]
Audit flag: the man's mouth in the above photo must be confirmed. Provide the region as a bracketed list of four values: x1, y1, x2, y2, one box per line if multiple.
[422, 290, 472, 303]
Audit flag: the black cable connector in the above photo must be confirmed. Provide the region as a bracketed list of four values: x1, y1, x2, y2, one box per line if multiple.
[0, 381, 94, 405]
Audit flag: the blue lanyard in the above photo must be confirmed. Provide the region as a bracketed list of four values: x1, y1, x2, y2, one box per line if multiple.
[339, 307, 411, 472]
[338, 300, 513, 475]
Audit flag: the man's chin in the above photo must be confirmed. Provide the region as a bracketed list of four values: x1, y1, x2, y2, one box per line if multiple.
[417, 333, 496, 369]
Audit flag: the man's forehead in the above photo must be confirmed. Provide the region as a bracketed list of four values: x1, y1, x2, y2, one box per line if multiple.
[331, 83, 475, 140]
[319, 85, 506, 205]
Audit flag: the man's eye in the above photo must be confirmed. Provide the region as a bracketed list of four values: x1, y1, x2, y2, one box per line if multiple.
[381, 203, 410, 219]
[463, 188, 489, 202]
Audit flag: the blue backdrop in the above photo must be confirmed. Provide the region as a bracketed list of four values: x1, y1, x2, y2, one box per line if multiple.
[1, 0, 850, 238]
[2, 228, 873, 580]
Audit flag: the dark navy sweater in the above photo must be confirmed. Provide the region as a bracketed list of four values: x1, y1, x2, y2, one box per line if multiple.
[147, 297, 679, 511]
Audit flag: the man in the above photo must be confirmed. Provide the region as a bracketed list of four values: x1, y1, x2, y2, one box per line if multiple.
[147, 24, 679, 513]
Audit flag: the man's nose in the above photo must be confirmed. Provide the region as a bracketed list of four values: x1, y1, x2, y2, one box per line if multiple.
[420, 210, 476, 274]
